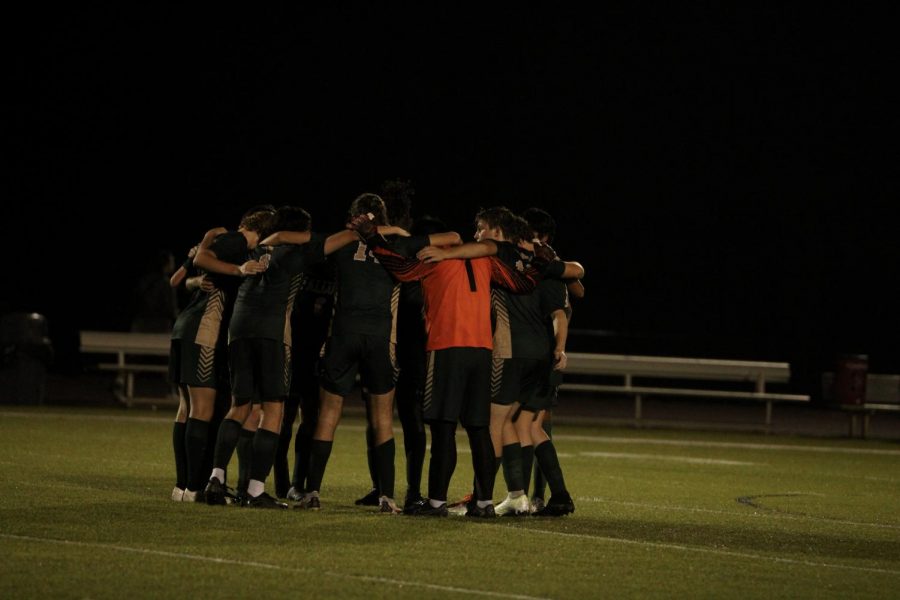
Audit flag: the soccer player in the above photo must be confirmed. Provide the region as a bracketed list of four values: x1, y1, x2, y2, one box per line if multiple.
[169, 208, 274, 502]
[348, 211, 563, 517]
[299, 194, 459, 514]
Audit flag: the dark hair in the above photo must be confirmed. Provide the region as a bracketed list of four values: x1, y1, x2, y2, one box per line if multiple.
[521, 207, 556, 243]
[239, 209, 276, 238]
[410, 215, 447, 237]
[379, 179, 415, 230]
[274, 205, 312, 232]
[241, 204, 276, 221]
[475, 206, 519, 240]
[349, 193, 389, 226]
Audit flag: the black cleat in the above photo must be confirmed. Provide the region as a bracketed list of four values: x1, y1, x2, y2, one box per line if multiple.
[465, 502, 497, 518]
[204, 478, 233, 506]
[404, 499, 448, 517]
[245, 492, 288, 509]
[403, 492, 425, 512]
[293, 493, 321, 510]
[354, 488, 381, 506]
[533, 492, 575, 517]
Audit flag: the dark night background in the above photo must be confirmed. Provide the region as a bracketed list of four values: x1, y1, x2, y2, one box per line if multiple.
[4, 7, 897, 395]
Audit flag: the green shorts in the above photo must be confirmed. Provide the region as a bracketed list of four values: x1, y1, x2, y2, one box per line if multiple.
[168, 339, 227, 389]
[228, 338, 291, 405]
[522, 365, 562, 413]
[319, 333, 397, 397]
[490, 357, 550, 406]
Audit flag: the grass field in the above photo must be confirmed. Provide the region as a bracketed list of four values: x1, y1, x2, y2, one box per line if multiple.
[1, 406, 899, 599]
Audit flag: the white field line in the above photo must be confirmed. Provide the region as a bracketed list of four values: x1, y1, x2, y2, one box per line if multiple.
[578, 451, 758, 466]
[1, 533, 549, 600]
[555, 434, 900, 456]
[576, 496, 900, 530]
[512, 527, 900, 577]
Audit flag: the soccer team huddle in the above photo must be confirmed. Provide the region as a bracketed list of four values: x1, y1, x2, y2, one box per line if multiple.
[168, 192, 585, 517]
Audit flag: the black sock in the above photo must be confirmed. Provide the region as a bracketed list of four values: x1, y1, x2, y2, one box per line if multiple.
[184, 418, 210, 492]
[399, 392, 426, 500]
[534, 441, 567, 498]
[203, 411, 224, 482]
[236, 428, 255, 494]
[534, 419, 552, 499]
[248, 429, 280, 491]
[274, 407, 296, 498]
[365, 425, 379, 492]
[374, 438, 396, 498]
[172, 422, 187, 489]
[212, 418, 243, 480]
[467, 426, 496, 502]
[306, 439, 334, 493]
[501, 442, 524, 493]
[521, 445, 534, 496]
[428, 422, 456, 502]
[292, 422, 313, 491]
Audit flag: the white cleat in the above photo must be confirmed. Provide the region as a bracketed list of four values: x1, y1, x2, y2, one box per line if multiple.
[171, 487, 185, 502]
[182, 489, 198, 502]
[286, 486, 304, 502]
[378, 496, 402, 514]
[495, 493, 531, 516]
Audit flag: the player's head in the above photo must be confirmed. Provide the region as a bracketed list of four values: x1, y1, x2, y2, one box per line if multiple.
[411, 215, 448, 237]
[274, 205, 312, 233]
[379, 179, 415, 231]
[521, 207, 556, 244]
[474, 206, 516, 242]
[349, 193, 389, 226]
[239, 206, 276, 237]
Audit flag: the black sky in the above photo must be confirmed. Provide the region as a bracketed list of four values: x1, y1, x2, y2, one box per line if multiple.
[5, 7, 897, 379]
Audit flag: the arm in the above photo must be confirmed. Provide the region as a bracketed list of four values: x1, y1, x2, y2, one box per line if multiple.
[418, 239, 497, 263]
[550, 309, 570, 370]
[488, 256, 538, 294]
[377, 225, 411, 237]
[199, 227, 228, 251]
[561, 261, 584, 280]
[169, 245, 199, 288]
[370, 243, 436, 282]
[194, 250, 264, 277]
[566, 279, 585, 299]
[324, 229, 360, 255]
[260, 230, 312, 247]
[427, 231, 462, 247]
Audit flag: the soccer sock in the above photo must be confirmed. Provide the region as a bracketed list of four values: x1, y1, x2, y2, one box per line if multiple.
[172, 422, 187, 489]
[236, 428, 255, 494]
[521, 445, 534, 496]
[533, 419, 552, 499]
[211, 418, 243, 482]
[184, 418, 210, 491]
[534, 440, 568, 498]
[365, 425, 379, 491]
[467, 426, 496, 502]
[248, 429, 280, 495]
[399, 399, 426, 499]
[306, 439, 334, 493]
[292, 422, 313, 491]
[428, 422, 456, 502]
[374, 438, 396, 498]
[501, 442, 525, 494]
[273, 410, 295, 497]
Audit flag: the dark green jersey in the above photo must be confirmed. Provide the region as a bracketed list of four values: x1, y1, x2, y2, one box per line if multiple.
[171, 231, 249, 344]
[330, 235, 429, 338]
[492, 242, 556, 360]
[538, 277, 570, 342]
[228, 234, 327, 344]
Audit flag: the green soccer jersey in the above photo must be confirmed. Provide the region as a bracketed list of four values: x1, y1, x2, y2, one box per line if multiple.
[228, 233, 327, 344]
[171, 231, 249, 344]
[329, 235, 429, 339]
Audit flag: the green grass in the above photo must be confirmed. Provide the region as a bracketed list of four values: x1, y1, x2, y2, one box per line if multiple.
[1, 406, 899, 599]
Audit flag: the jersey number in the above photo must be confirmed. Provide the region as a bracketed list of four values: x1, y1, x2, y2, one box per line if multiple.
[352, 242, 380, 264]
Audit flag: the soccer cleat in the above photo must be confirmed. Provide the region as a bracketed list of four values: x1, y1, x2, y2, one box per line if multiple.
[404, 500, 449, 517]
[245, 492, 288, 509]
[354, 488, 381, 506]
[293, 492, 321, 510]
[447, 492, 473, 516]
[379, 496, 402, 514]
[533, 492, 575, 517]
[465, 503, 497, 518]
[286, 486, 305, 502]
[403, 492, 425, 512]
[495, 493, 531, 517]
[171, 487, 185, 502]
[204, 478, 233, 506]
[530, 497, 545, 514]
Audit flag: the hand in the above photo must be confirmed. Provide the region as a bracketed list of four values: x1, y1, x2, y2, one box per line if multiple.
[553, 349, 567, 371]
[238, 259, 266, 276]
[347, 212, 377, 240]
[187, 244, 199, 259]
[199, 275, 216, 293]
[378, 225, 411, 237]
[532, 241, 558, 267]
[416, 246, 448, 263]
